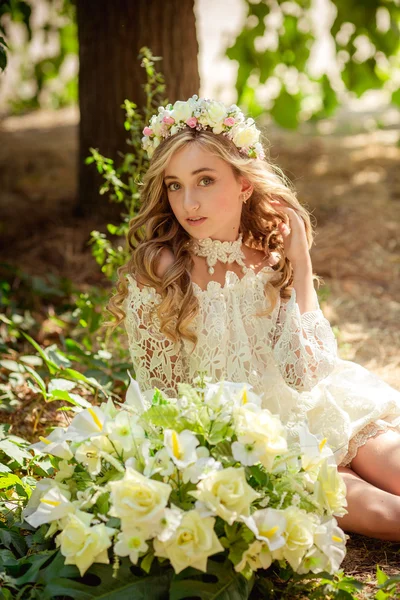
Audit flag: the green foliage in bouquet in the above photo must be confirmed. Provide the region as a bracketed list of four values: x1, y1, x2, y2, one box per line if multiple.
[86, 47, 168, 282]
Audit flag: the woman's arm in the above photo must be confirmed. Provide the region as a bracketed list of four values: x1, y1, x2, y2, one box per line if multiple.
[272, 286, 337, 392]
[291, 254, 316, 315]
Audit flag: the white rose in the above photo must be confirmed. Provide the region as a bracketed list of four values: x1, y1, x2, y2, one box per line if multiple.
[191, 466, 259, 525]
[206, 101, 227, 126]
[233, 405, 287, 470]
[153, 510, 223, 573]
[212, 124, 224, 134]
[150, 113, 164, 136]
[108, 467, 171, 534]
[56, 512, 115, 576]
[171, 100, 193, 123]
[280, 506, 316, 571]
[232, 123, 260, 148]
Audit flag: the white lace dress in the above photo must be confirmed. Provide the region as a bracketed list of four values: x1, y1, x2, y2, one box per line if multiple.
[123, 267, 400, 467]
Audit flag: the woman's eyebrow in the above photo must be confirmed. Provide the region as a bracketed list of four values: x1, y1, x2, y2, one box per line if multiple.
[164, 167, 217, 181]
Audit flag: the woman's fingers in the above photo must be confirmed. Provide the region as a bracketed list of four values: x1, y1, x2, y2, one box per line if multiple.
[278, 222, 291, 236]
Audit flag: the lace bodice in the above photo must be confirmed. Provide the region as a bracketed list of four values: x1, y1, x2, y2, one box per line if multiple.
[123, 266, 338, 401]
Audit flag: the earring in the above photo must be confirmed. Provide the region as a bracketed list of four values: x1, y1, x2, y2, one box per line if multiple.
[242, 191, 251, 204]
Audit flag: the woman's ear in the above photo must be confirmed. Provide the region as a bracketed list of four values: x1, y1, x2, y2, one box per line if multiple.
[240, 177, 253, 196]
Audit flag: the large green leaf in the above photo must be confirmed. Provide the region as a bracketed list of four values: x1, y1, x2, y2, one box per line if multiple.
[0, 524, 27, 557]
[170, 560, 253, 600]
[0, 439, 32, 466]
[43, 553, 172, 599]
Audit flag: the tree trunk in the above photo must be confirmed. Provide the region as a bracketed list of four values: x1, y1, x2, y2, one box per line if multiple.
[75, 0, 200, 218]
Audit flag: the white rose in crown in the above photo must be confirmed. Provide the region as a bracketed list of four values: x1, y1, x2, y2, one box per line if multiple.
[149, 113, 164, 137]
[171, 100, 193, 123]
[206, 101, 228, 127]
[232, 122, 261, 148]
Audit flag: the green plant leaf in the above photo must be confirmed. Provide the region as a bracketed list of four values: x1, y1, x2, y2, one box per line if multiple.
[21, 332, 58, 374]
[0, 439, 32, 466]
[43, 554, 173, 599]
[170, 560, 253, 600]
[141, 405, 180, 429]
[0, 472, 23, 489]
[0, 524, 27, 557]
[376, 565, 388, 586]
[14, 550, 58, 586]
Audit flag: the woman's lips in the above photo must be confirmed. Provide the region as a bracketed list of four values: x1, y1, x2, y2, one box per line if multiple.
[186, 217, 207, 226]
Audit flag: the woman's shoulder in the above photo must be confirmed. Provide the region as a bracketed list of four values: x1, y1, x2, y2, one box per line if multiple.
[127, 247, 175, 296]
[156, 247, 175, 278]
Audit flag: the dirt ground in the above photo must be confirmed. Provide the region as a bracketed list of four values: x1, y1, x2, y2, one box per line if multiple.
[1, 107, 400, 591]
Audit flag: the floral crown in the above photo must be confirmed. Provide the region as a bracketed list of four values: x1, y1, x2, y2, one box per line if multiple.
[141, 95, 265, 160]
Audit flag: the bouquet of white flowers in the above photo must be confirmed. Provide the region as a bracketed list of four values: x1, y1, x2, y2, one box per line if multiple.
[22, 374, 347, 585]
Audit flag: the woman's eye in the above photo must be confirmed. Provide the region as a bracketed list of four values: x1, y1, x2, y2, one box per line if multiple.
[168, 177, 213, 192]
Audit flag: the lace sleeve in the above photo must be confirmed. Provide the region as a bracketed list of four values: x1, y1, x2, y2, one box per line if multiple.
[123, 274, 186, 397]
[272, 287, 337, 392]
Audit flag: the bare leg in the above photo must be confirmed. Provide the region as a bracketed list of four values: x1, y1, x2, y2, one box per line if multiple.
[350, 430, 400, 496]
[337, 467, 400, 541]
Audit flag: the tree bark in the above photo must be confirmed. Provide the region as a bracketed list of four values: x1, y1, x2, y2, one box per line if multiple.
[76, 0, 200, 218]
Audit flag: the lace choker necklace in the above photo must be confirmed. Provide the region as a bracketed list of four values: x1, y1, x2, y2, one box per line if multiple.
[190, 233, 251, 275]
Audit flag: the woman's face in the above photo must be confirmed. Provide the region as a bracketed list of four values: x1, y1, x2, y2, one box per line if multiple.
[163, 143, 252, 241]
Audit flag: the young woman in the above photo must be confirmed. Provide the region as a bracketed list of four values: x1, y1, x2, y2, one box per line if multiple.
[108, 96, 400, 540]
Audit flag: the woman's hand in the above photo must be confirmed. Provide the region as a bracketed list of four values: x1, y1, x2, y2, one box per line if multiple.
[269, 199, 311, 268]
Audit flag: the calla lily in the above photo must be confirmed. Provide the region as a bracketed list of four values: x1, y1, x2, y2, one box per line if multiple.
[30, 427, 72, 460]
[242, 508, 287, 551]
[65, 406, 106, 442]
[164, 429, 199, 469]
[24, 485, 74, 528]
[124, 371, 148, 414]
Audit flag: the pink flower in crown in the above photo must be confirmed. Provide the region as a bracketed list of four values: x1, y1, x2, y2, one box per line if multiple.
[186, 116, 198, 128]
[163, 116, 175, 125]
[143, 127, 153, 136]
[224, 117, 235, 127]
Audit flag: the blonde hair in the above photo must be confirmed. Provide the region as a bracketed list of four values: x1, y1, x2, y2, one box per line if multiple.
[106, 128, 318, 347]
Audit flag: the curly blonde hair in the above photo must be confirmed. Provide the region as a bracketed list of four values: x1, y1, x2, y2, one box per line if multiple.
[106, 127, 318, 347]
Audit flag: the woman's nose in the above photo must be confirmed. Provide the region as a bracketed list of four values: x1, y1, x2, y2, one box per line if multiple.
[183, 191, 200, 211]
